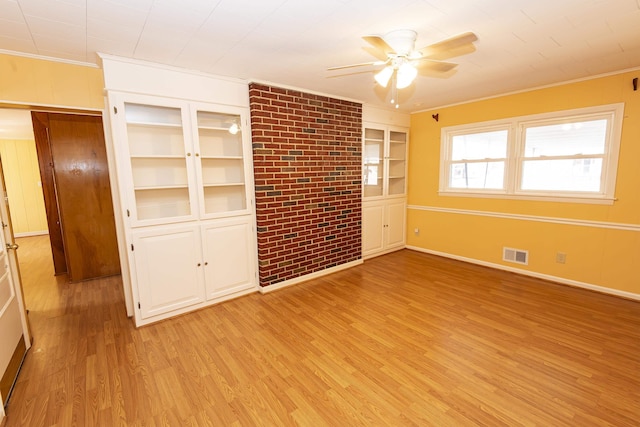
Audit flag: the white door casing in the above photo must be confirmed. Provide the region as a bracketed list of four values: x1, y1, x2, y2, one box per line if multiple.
[0, 156, 30, 410]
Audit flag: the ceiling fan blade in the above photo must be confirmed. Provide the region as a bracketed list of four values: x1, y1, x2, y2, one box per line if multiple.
[362, 35, 396, 56]
[421, 43, 476, 61]
[413, 59, 458, 73]
[363, 46, 390, 61]
[327, 60, 386, 71]
[418, 32, 478, 59]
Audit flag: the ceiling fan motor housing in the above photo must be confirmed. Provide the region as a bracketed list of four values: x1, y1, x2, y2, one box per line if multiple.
[383, 29, 417, 56]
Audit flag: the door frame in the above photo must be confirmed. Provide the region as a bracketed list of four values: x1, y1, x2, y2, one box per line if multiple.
[0, 154, 31, 410]
[31, 112, 68, 275]
[0, 103, 134, 317]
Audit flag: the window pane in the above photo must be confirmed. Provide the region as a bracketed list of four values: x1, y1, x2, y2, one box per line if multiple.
[524, 119, 607, 157]
[451, 130, 507, 160]
[449, 161, 505, 189]
[521, 159, 602, 192]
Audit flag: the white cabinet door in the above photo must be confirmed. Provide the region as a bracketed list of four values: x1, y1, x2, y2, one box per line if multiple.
[362, 124, 408, 200]
[363, 199, 406, 258]
[133, 226, 205, 319]
[110, 94, 200, 227]
[386, 200, 406, 249]
[363, 127, 385, 198]
[202, 218, 256, 299]
[191, 105, 253, 219]
[362, 203, 385, 256]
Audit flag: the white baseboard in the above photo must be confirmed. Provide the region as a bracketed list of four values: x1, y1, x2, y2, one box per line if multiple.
[259, 259, 363, 294]
[14, 231, 48, 238]
[406, 245, 640, 302]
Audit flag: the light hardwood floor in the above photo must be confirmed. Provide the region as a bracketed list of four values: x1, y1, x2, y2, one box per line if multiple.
[5, 235, 640, 426]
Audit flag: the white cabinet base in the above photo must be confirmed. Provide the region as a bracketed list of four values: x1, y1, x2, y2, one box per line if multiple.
[130, 217, 257, 326]
[202, 218, 256, 300]
[362, 199, 406, 259]
[133, 226, 205, 319]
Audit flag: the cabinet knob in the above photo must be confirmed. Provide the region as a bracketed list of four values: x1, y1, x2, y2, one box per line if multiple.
[196, 153, 200, 157]
[197, 262, 201, 267]
[204, 262, 208, 266]
[187, 152, 192, 156]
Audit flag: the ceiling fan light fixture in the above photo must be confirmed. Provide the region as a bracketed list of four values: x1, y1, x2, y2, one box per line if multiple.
[374, 66, 394, 87]
[396, 63, 418, 89]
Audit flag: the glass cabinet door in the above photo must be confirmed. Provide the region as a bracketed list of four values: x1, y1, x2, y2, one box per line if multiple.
[388, 130, 407, 196]
[194, 110, 247, 216]
[363, 127, 385, 197]
[124, 103, 194, 222]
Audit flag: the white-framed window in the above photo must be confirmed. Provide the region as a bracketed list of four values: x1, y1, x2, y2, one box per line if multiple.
[439, 103, 624, 204]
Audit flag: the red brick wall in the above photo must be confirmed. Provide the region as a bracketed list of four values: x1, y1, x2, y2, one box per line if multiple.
[249, 83, 362, 287]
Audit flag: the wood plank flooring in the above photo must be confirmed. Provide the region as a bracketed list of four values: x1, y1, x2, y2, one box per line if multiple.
[5, 234, 640, 426]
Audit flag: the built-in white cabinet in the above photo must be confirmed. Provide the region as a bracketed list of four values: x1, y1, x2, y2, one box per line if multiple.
[113, 94, 252, 227]
[363, 125, 407, 198]
[132, 217, 256, 321]
[132, 225, 205, 319]
[107, 92, 257, 326]
[362, 122, 408, 259]
[362, 199, 406, 258]
[201, 218, 255, 300]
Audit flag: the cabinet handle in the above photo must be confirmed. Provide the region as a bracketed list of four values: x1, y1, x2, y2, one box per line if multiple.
[196, 153, 200, 157]
[197, 262, 201, 267]
[187, 152, 192, 156]
[204, 262, 208, 266]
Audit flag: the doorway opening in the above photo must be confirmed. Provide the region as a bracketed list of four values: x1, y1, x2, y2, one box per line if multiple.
[0, 106, 122, 310]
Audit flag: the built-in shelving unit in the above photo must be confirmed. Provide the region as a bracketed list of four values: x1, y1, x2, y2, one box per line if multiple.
[362, 122, 408, 259]
[195, 110, 247, 216]
[123, 103, 193, 223]
[107, 91, 257, 326]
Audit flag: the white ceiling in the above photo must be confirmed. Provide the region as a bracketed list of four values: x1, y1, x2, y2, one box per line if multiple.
[0, 0, 639, 116]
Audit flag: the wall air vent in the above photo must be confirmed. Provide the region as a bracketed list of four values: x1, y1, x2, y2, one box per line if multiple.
[503, 247, 528, 265]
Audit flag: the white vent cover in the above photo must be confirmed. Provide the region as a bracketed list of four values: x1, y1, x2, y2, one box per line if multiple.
[503, 247, 528, 265]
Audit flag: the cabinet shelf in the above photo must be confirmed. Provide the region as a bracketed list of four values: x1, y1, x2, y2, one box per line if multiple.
[134, 184, 189, 191]
[131, 154, 185, 159]
[203, 182, 245, 188]
[198, 125, 239, 132]
[127, 121, 182, 128]
[200, 155, 243, 160]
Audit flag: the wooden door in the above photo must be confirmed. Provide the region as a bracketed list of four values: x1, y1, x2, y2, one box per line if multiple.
[32, 113, 121, 282]
[0, 156, 29, 407]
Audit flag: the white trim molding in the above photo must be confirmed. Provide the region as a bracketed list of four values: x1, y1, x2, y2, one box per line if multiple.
[406, 246, 640, 301]
[14, 231, 48, 238]
[411, 65, 640, 114]
[408, 205, 640, 232]
[0, 48, 99, 68]
[259, 259, 363, 294]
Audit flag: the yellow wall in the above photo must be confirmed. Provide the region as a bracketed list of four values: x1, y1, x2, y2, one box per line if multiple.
[407, 71, 640, 296]
[0, 53, 104, 234]
[0, 139, 48, 235]
[0, 53, 104, 109]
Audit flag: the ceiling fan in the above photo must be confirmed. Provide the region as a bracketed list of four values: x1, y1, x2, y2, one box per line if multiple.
[328, 29, 477, 106]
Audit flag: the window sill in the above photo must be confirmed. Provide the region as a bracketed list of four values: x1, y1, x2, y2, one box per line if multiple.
[438, 190, 616, 205]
